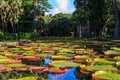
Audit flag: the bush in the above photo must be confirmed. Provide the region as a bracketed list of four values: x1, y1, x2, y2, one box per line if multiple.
[0, 30, 5, 40]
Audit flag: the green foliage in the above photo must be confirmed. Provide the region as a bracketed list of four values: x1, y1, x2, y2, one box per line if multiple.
[0, 30, 5, 40]
[44, 13, 75, 36]
[73, 0, 120, 38]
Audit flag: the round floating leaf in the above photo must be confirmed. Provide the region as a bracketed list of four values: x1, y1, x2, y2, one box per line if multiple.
[93, 58, 115, 65]
[49, 61, 80, 68]
[51, 55, 72, 60]
[6, 64, 26, 68]
[93, 71, 120, 80]
[86, 65, 118, 71]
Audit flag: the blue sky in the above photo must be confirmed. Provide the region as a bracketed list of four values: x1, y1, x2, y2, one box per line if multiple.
[46, 0, 75, 15]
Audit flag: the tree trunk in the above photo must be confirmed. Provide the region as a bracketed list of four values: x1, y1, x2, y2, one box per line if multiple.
[33, 0, 38, 33]
[77, 24, 82, 37]
[98, 25, 104, 38]
[113, 0, 119, 38]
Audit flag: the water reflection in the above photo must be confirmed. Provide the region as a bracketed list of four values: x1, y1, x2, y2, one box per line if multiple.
[48, 68, 77, 80]
[44, 58, 77, 80]
[44, 58, 52, 67]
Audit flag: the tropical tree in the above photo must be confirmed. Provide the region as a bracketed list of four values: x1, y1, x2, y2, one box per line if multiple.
[73, 0, 120, 38]
[0, 0, 22, 33]
[73, 0, 89, 37]
[20, 0, 51, 33]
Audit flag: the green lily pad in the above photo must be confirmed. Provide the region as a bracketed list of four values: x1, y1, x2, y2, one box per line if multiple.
[86, 65, 118, 71]
[74, 55, 92, 59]
[6, 64, 26, 68]
[5, 53, 18, 57]
[51, 55, 72, 60]
[74, 49, 89, 55]
[0, 55, 8, 59]
[10, 76, 44, 80]
[94, 72, 120, 80]
[23, 52, 34, 56]
[59, 48, 74, 53]
[105, 50, 120, 55]
[42, 50, 54, 54]
[49, 61, 80, 68]
[113, 56, 120, 61]
[37, 54, 53, 58]
[0, 59, 18, 64]
[93, 58, 115, 65]
[9, 48, 25, 53]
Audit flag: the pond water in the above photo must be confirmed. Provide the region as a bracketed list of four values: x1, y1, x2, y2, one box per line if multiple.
[44, 58, 78, 80]
[48, 68, 77, 80]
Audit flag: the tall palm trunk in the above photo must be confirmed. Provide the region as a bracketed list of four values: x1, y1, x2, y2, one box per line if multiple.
[33, 0, 38, 33]
[113, 0, 119, 38]
[77, 23, 82, 37]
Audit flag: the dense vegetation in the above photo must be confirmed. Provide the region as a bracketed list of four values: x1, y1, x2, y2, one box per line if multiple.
[0, 0, 120, 39]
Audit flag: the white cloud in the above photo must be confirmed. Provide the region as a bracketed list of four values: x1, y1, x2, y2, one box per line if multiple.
[53, 8, 61, 14]
[52, 0, 70, 14]
[56, 0, 69, 12]
[47, 0, 75, 15]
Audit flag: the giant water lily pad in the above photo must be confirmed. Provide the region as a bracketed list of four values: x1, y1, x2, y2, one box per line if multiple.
[22, 56, 40, 61]
[85, 65, 118, 71]
[113, 56, 120, 61]
[105, 50, 120, 56]
[92, 71, 120, 80]
[9, 48, 25, 53]
[10, 76, 44, 80]
[74, 55, 93, 60]
[0, 59, 20, 64]
[51, 55, 73, 60]
[22, 47, 33, 51]
[0, 55, 8, 59]
[42, 50, 54, 54]
[74, 49, 90, 55]
[37, 54, 53, 58]
[49, 61, 80, 68]
[57, 48, 74, 54]
[6, 64, 26, 68]
[93, 58, 115, 65]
